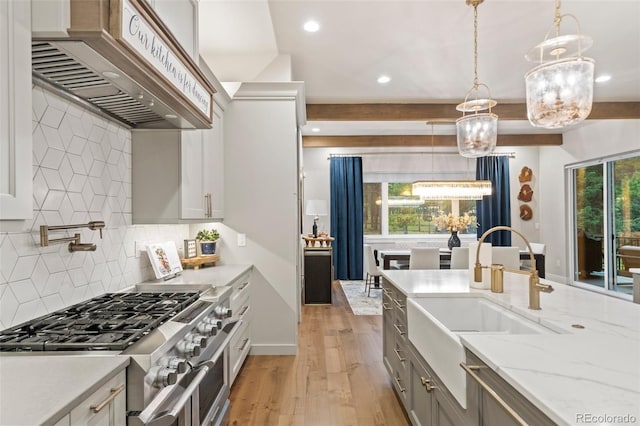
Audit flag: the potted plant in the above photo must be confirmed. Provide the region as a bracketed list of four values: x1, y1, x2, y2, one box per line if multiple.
[196, 228, 220, 256]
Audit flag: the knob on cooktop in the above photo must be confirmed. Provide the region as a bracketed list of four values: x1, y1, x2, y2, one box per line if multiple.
[151, 366, 178, 388]
[166, 357, 187, 374]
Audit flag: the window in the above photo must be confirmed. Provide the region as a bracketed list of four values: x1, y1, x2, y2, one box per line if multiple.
[364, 182, 478, 236]
[571, 154, 640, 296]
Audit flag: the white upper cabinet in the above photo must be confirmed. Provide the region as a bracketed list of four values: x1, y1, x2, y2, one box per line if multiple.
[131, 106, 224, 224]
[0, 0, 32, 221]
[203, 103, 224, 219]
[145, 0, 199, 62]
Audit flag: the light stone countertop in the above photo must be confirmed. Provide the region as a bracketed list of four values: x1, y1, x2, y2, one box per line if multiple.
[0, 354, 129, 426]
[382, 269, 640, 426]
[133, 264, 252, 291]
[0, 264, 252, 426]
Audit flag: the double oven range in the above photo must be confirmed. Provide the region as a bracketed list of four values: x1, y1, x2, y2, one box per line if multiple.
[0, 285, 240, 426]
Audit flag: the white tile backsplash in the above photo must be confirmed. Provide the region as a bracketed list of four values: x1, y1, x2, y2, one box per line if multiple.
[0, 86, 190, 330]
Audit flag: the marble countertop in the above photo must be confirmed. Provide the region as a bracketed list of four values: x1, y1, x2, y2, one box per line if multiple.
[0, 264, 252, 425]
[141, 263, 252, 285]
[382, 269, 640, 425]
[0, 354, 129, 425]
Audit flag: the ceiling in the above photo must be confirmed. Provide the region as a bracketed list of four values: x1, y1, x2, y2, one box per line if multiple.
[198, 0, 640, 139]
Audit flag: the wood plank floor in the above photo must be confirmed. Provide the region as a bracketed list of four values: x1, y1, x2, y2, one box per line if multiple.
[229, 281, 410, 426]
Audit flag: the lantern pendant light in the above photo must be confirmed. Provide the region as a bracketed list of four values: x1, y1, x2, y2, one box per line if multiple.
[524, 0, 594, 129]
[456, 0, 498, 158]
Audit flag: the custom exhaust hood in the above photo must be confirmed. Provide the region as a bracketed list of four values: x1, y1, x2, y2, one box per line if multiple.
[31, 0, 215, 129]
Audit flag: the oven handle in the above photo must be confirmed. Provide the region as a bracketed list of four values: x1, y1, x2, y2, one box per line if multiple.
[129, 320, 243, 426]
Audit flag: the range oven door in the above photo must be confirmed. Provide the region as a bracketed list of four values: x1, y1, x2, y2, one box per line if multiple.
[129, 320, 241, 426]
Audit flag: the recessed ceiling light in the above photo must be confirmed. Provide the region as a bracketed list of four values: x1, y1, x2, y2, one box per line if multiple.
[595, 74, 611, 83]
[377, 75, 391, 84]
[311, 127, 320, 132]
[304, 20, 320, 32]
[102, 71, 120, 79]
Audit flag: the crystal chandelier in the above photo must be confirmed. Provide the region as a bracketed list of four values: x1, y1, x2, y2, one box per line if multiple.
[412, 181, 492, 200]
[456, 0, 498, 158]
[413, 122, 492, 200]
[525, 0, 594, 129]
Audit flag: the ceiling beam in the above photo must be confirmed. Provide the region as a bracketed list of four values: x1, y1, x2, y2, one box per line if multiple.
[306, 102, 640, 121]
[303, 134, 563, 148]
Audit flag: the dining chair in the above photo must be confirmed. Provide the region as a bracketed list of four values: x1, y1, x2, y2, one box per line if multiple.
[409, 247, 440, 270]
[522, 243, 546, 271]
[364, 245, 383, 296]
[491, 246, 520, 270]
[450, 247, 469, 269]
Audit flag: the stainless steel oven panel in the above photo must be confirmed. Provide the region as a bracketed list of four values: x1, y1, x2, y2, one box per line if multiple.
[128, 320, 242, 426]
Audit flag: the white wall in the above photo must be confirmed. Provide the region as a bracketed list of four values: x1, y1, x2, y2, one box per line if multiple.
[219, 90, 301, 355]
[0, 86, 189, 330]
[538, 119, 640, 282]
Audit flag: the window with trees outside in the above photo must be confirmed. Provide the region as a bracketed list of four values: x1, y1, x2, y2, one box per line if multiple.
[571, 153, 640, 296]
[364, 182, 478, 236]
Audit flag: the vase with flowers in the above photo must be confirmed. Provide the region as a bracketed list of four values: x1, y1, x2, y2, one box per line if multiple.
[434, 212, 477, 250]
[196, 228, 220, 256]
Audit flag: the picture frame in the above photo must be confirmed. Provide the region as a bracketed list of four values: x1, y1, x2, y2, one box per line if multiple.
[184, 239, 197, 258]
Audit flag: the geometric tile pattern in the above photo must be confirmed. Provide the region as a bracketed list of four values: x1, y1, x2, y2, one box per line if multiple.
[0, 86, 189, 330]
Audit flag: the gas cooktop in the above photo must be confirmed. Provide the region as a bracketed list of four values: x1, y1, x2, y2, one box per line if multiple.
[0, 292, 200, 352]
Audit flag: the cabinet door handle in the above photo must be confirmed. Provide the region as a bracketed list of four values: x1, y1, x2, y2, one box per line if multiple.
[420, 376, 437, 392]
[393, 375, 406, 393]
[382, 302, 392, 311]
[239, 305, 249, 317]
[393, 323, 405, 336]
[208, 193, 212, 217]
[203, 194, 210, 217]
[238, 282, 249, 291]
[460, 363, 529, 426]
[90, 384, 125, 413]
[238, 338, 250, 351]
[393, 348, 406, 362]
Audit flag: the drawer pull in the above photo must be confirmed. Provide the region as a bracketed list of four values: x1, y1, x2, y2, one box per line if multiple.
[393, 323, 405, 336]
[238, 338, 250, 351]
[382, 288, 391, 296]
[238, 282, 249, 291]
[382, 302, 392, 311]
[460, 363, 529, 426]
[393, 348, 406, 362]
[420, 376, 436, 392]
[239, 305, 249, 317]
[90, 384, 125, 413]
[393, 375, 406, 393]
[393, 298, 405, 309]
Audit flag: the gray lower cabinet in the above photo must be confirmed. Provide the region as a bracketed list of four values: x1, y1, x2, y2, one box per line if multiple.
[382, 278, 409, 408]
[383, 278, 468, 425]
[408, 344, 469, 426]
[383, 279, 552, 426]
[463, 349, 555, 426]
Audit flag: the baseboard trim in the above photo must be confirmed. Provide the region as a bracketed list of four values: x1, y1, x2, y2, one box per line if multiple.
[249, 344, 298, 356]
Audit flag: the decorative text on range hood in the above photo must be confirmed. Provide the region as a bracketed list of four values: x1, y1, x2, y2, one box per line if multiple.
[31, 0, 215, 129]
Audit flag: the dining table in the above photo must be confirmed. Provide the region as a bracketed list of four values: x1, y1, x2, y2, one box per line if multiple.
[378, 248, 545, 278]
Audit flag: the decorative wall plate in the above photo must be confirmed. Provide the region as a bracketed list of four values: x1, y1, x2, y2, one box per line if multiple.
[520, 205, 533, 221]
[518, 184, 534, 202]
[519, 166, 533, 183]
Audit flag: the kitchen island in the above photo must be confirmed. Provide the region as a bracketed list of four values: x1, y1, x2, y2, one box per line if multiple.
[382, 269, 640, 425]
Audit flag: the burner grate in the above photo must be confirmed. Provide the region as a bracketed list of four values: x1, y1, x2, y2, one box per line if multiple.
[0, 292, 200, 352]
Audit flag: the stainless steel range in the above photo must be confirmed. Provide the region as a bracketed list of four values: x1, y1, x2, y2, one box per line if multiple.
[0, 286, 239, 426]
